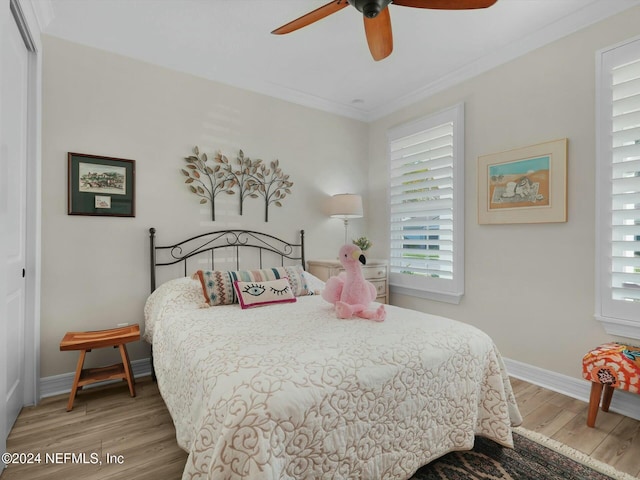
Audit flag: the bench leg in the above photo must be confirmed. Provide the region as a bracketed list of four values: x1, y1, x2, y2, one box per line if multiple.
[119, 344, 136, 397]
[67, 350, 87, 412]
[601, 384, 615, 412]
[587, 382, 603, 427]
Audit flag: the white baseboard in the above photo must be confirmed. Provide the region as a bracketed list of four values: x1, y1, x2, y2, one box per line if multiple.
[504, 357, 640, 422]
[39, 358, 152, 399]
[38, 356, 639, 422]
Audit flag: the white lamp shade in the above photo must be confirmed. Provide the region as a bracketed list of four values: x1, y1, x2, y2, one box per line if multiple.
[329, 194, 363, 219]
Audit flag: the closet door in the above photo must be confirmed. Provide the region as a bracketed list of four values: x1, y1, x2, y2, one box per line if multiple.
[1, 0, 29, 458]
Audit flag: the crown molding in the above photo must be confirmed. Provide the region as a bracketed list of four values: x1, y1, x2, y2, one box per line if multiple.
[245, 1, 638, 122]
[363, 1, 639, 121]
[25, 0, 53, 35]
[223, 76, 372, 122]
[38, 1, 640, 124]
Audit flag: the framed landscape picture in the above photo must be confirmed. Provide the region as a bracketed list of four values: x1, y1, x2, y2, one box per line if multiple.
[477, 139, 567, 224]
[68, 152, 136, 217]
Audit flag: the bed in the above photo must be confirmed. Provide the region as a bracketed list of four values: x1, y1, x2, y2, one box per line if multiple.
[145, 228, 522, 480]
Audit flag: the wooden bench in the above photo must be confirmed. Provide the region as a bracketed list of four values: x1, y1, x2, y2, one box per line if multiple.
[60, 324, 140, 411]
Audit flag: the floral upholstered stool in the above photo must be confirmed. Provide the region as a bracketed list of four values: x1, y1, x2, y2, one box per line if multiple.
[582, 342, 640, 427]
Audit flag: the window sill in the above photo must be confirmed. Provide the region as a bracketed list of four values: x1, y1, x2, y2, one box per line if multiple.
[390, 284, 462, 305]
[595, 315, 640, 341]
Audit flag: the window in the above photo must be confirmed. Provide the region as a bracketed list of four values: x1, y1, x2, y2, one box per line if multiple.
[596, 36, 640, 339]
[387, 104, 464, 304]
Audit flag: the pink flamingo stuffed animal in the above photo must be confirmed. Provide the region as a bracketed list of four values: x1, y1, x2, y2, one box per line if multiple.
[321, 244, 386, 321]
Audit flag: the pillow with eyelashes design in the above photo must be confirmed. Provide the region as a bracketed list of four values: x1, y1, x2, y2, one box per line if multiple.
[194, 265, 313, 306]
[233, 278, 297, 309]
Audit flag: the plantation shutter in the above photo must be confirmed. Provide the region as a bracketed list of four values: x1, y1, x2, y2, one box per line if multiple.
[611, 59, 640, 302]
[596, 37, 640, 338]
[387, 104, 464, 303]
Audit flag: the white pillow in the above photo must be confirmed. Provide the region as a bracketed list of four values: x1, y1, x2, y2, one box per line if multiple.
[302, 270, 326, 294]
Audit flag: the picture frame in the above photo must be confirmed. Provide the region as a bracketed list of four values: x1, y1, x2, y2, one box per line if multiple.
[477, 138, 567, 224]
[68, 152, 136, 217]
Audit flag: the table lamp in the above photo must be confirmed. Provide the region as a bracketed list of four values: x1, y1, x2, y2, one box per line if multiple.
[329, 194, 363, 244]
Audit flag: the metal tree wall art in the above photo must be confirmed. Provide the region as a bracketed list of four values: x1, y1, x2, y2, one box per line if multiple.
[181, 147, 293, 222]
[255, 159, 293, 222]
[181, 146, 236, 221]
[217, 149, 260, 216]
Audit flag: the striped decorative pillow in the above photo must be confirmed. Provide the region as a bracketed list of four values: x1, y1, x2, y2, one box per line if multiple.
[193, 265, 312, 306]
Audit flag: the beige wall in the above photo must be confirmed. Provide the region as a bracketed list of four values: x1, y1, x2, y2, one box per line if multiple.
[368, 7, 640, 380]
[41, 36, 369, 377]
[42, 7, 640, 382]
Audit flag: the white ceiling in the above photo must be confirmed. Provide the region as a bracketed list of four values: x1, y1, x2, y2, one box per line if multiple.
[37, 0, 640, 121]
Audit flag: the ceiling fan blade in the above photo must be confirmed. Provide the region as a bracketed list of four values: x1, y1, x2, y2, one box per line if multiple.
[271, 0, 349, 35]
[363, 7, 393, 61]
[391, 0, 497, 9]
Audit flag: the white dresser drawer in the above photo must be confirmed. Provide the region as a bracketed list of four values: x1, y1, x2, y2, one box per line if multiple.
[370, 280, 386, 296]
[307, 259, 389, 305]
[362, 265, 387, 281]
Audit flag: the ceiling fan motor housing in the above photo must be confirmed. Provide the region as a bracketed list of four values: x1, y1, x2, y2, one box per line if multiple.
[348, 0, 393, 18]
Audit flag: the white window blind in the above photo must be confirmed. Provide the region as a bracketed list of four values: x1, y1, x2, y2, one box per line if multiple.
[387, 104, 464, 304]
[596, 37, 640, 339]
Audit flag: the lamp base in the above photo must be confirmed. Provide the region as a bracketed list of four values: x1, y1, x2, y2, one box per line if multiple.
[343, 219, 349, 245]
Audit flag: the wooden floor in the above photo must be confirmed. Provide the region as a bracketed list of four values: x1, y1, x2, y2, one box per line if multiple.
[1, 377, 187, 480]
[1, 376, 639, 479]
[510, 377, 640, 478]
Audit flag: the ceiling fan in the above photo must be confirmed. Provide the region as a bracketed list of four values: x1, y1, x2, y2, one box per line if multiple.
[272, 0, 498, 61]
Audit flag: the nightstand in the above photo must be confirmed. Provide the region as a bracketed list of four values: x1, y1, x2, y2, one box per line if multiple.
[307, 259, 389, 304]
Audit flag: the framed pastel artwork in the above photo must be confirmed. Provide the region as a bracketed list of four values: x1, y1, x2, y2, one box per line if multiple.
[68, 152, 136, 217]
[477, 139, 567, 224]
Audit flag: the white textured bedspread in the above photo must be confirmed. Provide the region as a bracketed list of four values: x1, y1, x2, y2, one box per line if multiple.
[145, 278, 522, 480]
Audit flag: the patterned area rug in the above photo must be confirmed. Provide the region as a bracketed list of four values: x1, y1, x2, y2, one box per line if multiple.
[411, 427, 635, 480]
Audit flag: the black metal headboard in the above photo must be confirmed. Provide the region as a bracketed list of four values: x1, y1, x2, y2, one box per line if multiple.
[149, 228, 305, 292]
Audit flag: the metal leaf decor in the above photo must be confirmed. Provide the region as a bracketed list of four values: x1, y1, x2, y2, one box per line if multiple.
[256, 158, 294, 222]
[181, 147, 293, 222]
[220, 149, 261, 216]
[181, 146, 235, 221]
